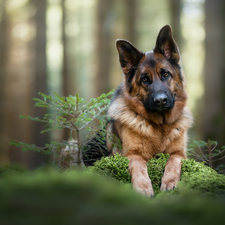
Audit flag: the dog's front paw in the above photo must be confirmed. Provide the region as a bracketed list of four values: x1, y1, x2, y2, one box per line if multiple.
[132, 174, 154, 197]
[160, 176, 179, 191]
[134, 182, 154, 197]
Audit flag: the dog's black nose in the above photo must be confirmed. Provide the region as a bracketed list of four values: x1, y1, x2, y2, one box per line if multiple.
[154, 94, 167, 106]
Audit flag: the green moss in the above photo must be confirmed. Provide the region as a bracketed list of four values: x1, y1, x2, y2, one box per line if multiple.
[92, 153, 131, 183]
[178, 172, 225, 197]
[1, 154, 224, 224]
[147, 153, 170, 194]
[93, 153, 225, 197]
[1, 169, 225, 224]
[181, 158, 216, 175]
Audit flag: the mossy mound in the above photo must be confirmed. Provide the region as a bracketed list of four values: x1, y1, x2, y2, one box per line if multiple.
[90, 153, 131, 183]
[1, 169, 225, 225]
[178, 172, 225, 197]
[0, 170, 146, 224]
[93, 153, 225, 196]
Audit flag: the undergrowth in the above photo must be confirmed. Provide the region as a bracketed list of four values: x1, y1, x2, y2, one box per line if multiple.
[1, 169, 225, 225]
[93, 153, 224, 196]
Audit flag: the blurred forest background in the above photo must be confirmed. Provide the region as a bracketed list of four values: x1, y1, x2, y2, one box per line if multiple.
[0, 0, 224, 169]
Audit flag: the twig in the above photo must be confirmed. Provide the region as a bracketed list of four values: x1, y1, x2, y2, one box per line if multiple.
[79, 106, 108, 131]
[42, 101, 75, 117]
[212, 154, 225, 162]
[75, 94, 81, 165]
[211, 143, 218, 152]
[208, 141, 212, 168]
[197, 144, 209, 162]
[189, 150, 209, 162]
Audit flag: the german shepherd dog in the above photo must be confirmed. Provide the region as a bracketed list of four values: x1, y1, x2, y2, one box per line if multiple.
[105, 25, 193, 196]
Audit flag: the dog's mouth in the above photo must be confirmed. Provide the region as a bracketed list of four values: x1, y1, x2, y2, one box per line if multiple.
[156, 101, 175, 111]
[144, 98, 175, 112]
[147, 105, 174, 112]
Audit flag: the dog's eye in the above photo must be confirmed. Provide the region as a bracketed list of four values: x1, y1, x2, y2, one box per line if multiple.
[163, 72, 169, 77]
[141, 77, 148, 82]
[162, 72, 170, 79]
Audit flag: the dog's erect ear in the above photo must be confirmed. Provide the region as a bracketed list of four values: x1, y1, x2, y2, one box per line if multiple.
[154, 25, 180, 63]
[116, 40, 144, 76]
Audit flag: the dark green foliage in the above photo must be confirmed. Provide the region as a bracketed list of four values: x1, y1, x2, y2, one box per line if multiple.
[147, 153, 170, 194]
[179, 158, 223, 198]
[9, 90, 118, 166]
[92, 153, 225, 197]
[216, 164, 225, 175]
[0, 170, 145, 225]
[0, 164, 28, 176]
[188, 140, 225, 172]
[92, 153, 131, 183]
[179, 172, 225, 197]
[181, 158, 216, 175]
[0, 170, 225, 225]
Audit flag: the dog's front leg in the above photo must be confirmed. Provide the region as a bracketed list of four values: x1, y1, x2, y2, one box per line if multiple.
[128, 155, 154, 197]
[160, 152, 184, 191]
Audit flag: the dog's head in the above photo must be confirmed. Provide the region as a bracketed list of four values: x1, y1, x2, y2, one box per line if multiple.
[116, 25, 186, 113]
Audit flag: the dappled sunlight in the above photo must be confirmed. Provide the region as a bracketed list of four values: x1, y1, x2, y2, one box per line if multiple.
[181, 0, 205, 112]
[6, 0, 28, 12]
[65, 0, 95, 9]
[46, 1, 62, 95]
[12, 22, 36, 41]
[47, 40, 63, 88]
[65, 21, 80, 37]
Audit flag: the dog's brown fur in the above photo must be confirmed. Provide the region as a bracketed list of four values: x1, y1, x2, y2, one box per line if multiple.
[106, 25, 193, 196]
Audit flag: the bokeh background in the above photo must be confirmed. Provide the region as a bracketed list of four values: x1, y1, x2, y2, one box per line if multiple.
[0, 0, 224, 169]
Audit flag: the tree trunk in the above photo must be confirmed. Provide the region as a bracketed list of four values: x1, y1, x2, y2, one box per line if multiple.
[61, 0, 69, 98]
[31, 0, 49, 168]
[0, 1, 9, 164]
[61, 0, 70, 141]
[94, 0, 114, 97]
[202, 1, 225, 150]
[124, 0, 137, 45]
[169, 0, 182, 48]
